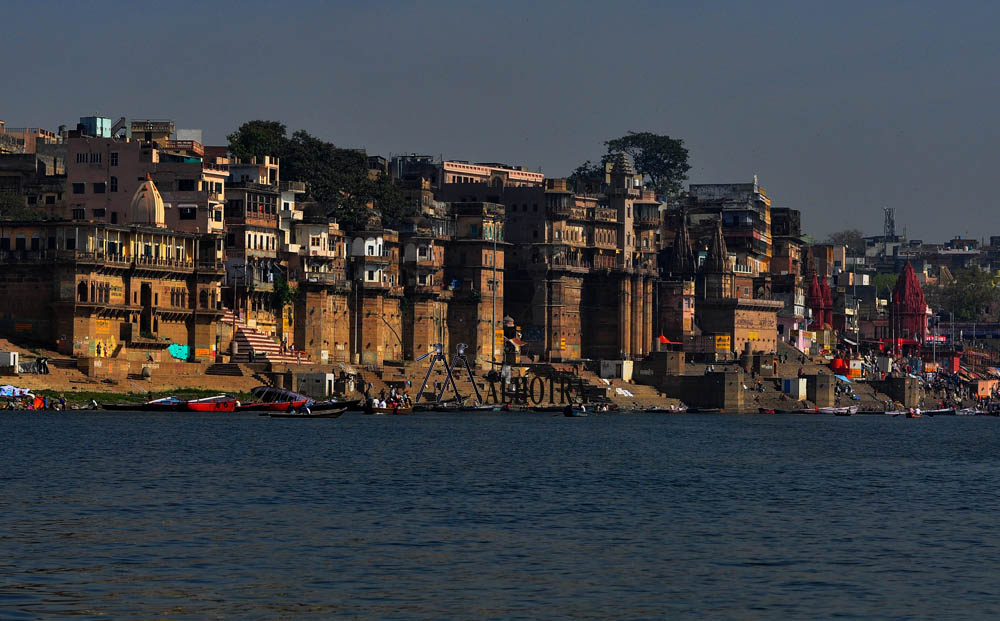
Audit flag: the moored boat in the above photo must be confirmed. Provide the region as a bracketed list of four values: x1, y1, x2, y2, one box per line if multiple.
[268, 406, 348, 419]
[102, 396, 186, 411]
[186, 395, 237, 413]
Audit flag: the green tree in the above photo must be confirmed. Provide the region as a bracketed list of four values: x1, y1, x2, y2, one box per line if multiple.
[0, 193, 45, 221]
[826, 229, 866, 256]
[604, 131, 691, 197]
[227, 121, 411, 232]
[270, 276, 294, 314]
[226, 120, 288, 161]
[927, 268, 999, 321]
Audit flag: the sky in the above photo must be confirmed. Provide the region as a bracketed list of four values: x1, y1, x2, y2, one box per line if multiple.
[4, 0, 998, 241]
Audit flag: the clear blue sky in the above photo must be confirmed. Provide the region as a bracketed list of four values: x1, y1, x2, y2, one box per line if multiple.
[4, 0, 997, 241]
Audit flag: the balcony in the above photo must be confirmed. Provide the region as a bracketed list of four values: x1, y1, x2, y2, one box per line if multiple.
[196, 260, 226, 274]
[280, 180, 306, 193]
[358, 253, 391, 266]
[635, 216, 660, 228]
[306, 247, 336, 258]
[302, 272, 345, 286]
[133, 255, 195, 272]
[593, 208, 619, 223]
[227, 181, 277, 192]
[163, 140, 204, 156]
[282, 242, 301, 254]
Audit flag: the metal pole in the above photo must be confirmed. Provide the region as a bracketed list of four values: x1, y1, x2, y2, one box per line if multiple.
[491, 216, 497, 366]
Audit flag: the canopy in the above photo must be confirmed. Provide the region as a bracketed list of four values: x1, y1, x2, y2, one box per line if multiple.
[834, 374, 852, 383]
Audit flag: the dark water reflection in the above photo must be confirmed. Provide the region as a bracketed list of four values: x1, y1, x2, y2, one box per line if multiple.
[3, 411, 1000, 617]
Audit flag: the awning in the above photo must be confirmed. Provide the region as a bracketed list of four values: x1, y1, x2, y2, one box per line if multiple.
[834, 374, 852, 383]
[658, 334, 682, 345]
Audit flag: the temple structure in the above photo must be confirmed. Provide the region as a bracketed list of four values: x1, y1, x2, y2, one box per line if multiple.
[890, 260, 927, 348]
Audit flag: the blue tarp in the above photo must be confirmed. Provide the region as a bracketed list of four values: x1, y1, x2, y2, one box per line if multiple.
[834, 374, 852, 383]
[168, 343, 190, 361]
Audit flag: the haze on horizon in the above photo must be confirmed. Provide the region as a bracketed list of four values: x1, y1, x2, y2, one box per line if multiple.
[4, 0, 997, 242]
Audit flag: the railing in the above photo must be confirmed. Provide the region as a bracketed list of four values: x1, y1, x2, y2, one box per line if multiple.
[635, 216, 660, 227]
[135, 255, 195, 270]
[227, 181, 277, 192]
[594, 209, 619, 223]
[280, 180, 306, 193]
[303, 272, 344, 285]
[163, 140, 204, 156]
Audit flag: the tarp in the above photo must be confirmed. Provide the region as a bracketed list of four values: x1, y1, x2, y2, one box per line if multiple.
[834, 374, 852, 383]
[168, 343, 190, 360]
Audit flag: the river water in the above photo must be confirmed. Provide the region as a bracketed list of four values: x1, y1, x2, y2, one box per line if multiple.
[2, 411, 1000, 618]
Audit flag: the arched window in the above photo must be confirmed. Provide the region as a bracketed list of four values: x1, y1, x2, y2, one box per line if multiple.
[77, 281, 87, 302]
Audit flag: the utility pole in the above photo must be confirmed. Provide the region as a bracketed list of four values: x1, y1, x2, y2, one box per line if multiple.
[490, 212, 498, 367]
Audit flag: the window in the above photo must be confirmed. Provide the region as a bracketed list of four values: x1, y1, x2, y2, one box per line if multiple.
[110, 176, 118, 192]
[47, 237, 56, 249]
[93, 208, 106, 218]
[45, 195, 55, 205]
[179, 207, 196, 220]
[90, 153, 101, 164]
[110, 152, 118, 166]
[93, 182, 106, 194]
[110, 212, 118, 224]
[72, 208, 85, 220]
[367, 270, 375, 281]
[76, 153, 87, 163]
[72, 183, 85, 194]
[0, 238, 7, 250]
[226, 233, 235, 247]
[213, 210, 222, 222]
[177, 179, 196, 191]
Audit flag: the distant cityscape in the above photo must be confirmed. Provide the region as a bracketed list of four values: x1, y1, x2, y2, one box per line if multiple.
[0, 115, 988, 387]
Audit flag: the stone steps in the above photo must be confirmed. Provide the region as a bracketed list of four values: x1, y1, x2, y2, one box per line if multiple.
[206, 363, 244, 377]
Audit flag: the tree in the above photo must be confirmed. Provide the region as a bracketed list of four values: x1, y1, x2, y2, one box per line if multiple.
[604, 131, 691, 197]
[826, 229, 866, 256]
[226, 120, 288, 162]
[926, 268, 1000, 321]
[270, 276, 294, 314]
[227, 121, 412, 232]
[0, 193, 45, 221]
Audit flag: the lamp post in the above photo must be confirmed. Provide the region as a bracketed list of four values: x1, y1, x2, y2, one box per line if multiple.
[490, 214, 498, 367]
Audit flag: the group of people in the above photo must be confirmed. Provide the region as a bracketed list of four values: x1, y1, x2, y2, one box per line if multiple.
[1, 394, 66, 410]
[365, 386, 413, 412]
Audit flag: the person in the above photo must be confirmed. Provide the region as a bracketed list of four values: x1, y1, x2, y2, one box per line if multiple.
[89, 399, 98, 410]
[249, 348, 256, 363]
[59, 396, 66, 411]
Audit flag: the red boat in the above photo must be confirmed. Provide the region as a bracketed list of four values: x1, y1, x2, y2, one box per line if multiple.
[237, 399, 308, 413]
[186, 395, 237, 412]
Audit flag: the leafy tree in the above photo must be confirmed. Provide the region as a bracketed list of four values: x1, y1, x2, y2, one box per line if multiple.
[226, 120, 288, 162]
[826, 229, 866, 256]
[270, 276, 294, 314]
[0, 193, 45, 220]
[604, 131, 691, 197]
[926, 268, 999, 321]
[226, 121, 411, 232]
[872, 273, 898, 298]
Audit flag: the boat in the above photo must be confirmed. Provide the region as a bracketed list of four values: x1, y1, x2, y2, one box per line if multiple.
[647, 406, 688, 413]
[373, 405, 412, 415]
[922, 408, 955, 416]
[186, 395, 237, 412]
[268, 406, 348, 419]
[686, 407, 721, 413]
[563, 407, 588, 417]
[101, 396, 186, 411]
[801, 406, 858, 415]
[906, 411, 922, 418]
[311, 399, 361, 412]
[238, 400, 307, 413]
[956, 408, 982, 416]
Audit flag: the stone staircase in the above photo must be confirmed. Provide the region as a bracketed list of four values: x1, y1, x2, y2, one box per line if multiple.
[206, 363, 244, 377]
[221, 309, 305, 365]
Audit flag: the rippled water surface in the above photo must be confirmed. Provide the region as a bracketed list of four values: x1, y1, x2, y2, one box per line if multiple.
[3, 411, 1000, 618]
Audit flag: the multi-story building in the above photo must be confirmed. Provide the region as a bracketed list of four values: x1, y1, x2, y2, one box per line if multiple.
[445, 202, 505, 365]
[0, 121, 58, 154]
[0, 178, 224, 361]
[289, 216, 350, 362]
[392, 155, 544, 190]
[347, 228, 404, 365]
[399, 211, 453, 360]
[678, 179, 773, 276]
[0, 152, 65, 210]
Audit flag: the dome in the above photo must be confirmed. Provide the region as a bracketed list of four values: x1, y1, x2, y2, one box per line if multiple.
[129, 174, 165, 227]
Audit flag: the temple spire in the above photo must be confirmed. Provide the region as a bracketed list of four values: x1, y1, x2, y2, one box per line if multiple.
[669, 207, 694, 276]
[705, 218, 729, 273]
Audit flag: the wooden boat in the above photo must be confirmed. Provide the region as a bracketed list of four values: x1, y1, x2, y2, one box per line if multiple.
[268, 406, 348, 419]
[801, 406, 858, 415]
[906, 411, 922, 418]
[686, 407, 721, 413]
[311, 399, 361, 412]
[563, 407, 588, 417]
[186, 395, 236, 413]
[922, 408, 955, 416]
[239, 399, 308, 413]
[373, 405, 412, 415]
[102, 396, 186, 411]
[647, 406, 688, 413]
